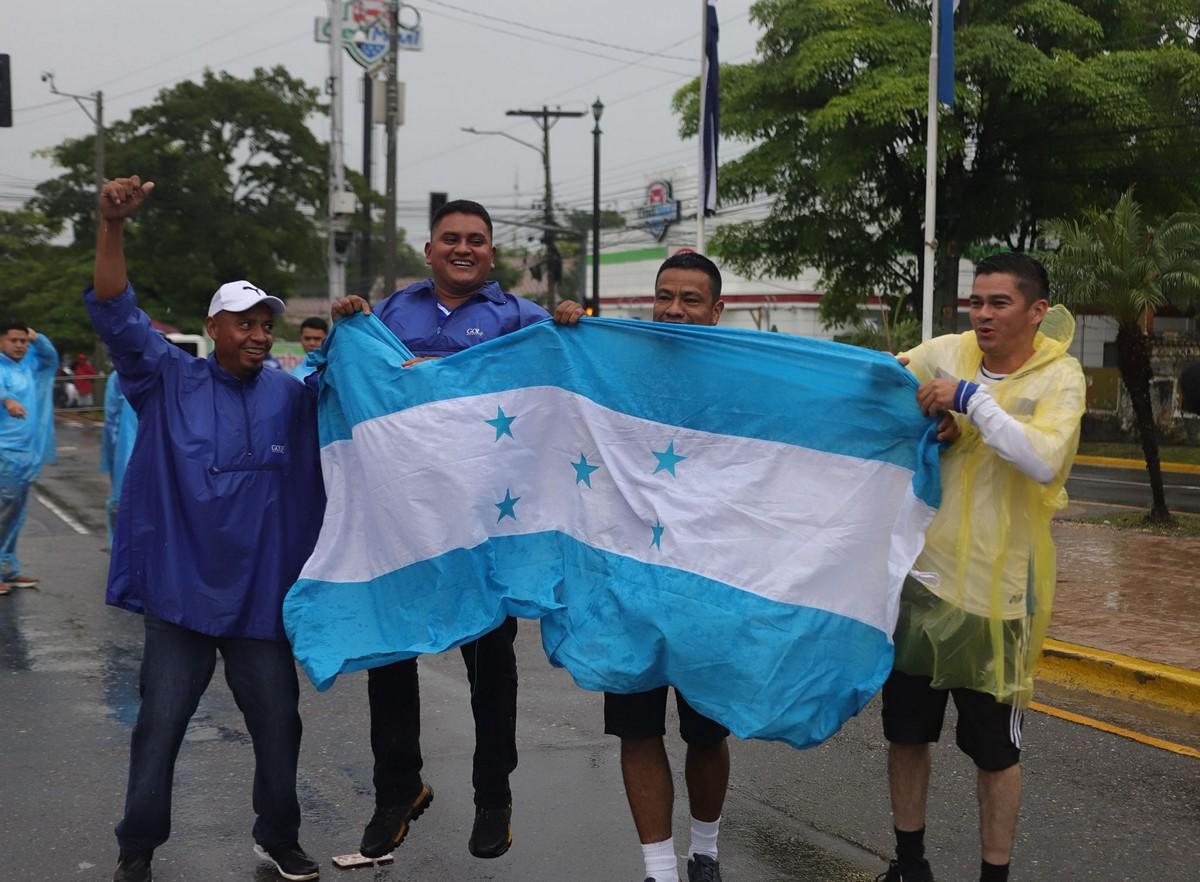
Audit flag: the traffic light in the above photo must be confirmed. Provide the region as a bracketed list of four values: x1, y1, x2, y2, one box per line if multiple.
[429, 191, 447, 229]
[0, 55, 12, 128]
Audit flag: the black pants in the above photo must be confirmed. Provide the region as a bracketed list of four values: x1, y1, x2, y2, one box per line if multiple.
[368, 616, 518, 809]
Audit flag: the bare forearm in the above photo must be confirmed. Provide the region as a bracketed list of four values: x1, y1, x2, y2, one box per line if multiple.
[94, 175, 154, 299]
[94, 218, 128, 300]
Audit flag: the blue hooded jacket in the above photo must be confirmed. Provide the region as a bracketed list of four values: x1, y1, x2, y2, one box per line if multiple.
[85, 284, 325, 641]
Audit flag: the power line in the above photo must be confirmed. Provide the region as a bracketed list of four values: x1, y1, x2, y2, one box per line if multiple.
[420, 6, 693, 77]
[423, 0, 696, 62]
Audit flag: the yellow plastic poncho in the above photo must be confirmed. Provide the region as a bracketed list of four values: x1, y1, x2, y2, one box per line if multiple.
[896, 305, 1086, 708]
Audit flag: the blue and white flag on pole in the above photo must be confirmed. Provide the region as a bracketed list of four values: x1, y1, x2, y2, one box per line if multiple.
[700, 0, 720, 215]
[284, 315, 941, 748]
[937, 0, 957, 106]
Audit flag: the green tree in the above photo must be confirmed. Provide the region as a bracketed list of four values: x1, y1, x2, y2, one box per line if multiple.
[1046, 191, 1200, 522]
[675, 0, 1200, 329]
[557, 208, 626, 302]
[35, 66, 328, 331]
[0, 209, 95, 354]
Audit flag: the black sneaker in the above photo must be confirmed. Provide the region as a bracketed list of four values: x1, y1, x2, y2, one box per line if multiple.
[113, 850, 152, 882]
[359, 783, 435, 858]
[468, 803, 512, 859]
[253, 842, 320, 881]
[688, 853, 723, 882]
[876, 859, 935, 882]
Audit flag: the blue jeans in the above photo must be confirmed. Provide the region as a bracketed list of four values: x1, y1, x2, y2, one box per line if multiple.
[0, 477, 30, 579]
[115, 615, 303, 853]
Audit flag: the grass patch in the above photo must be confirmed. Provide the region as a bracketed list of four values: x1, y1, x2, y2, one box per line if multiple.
[1077, 442, 1200, 466]
[1072, 510, 1200, 537]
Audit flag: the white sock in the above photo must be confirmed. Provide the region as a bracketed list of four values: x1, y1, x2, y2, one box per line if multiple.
[689, 816, 721, 860]
[641, 837, 678, 882]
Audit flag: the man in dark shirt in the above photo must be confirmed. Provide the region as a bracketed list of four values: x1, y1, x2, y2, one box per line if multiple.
[331, 200, 547, 862]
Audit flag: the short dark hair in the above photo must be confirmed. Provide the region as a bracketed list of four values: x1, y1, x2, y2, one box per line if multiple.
[431, 199, 493, 237]
[974, 252, 1049, 303]
[655, 251, 723, 301]
[0, 319, 30, 335]
[300, 316, 329, 334]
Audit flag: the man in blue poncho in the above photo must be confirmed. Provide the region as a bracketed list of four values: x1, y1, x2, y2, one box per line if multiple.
[0, 318, 58, 595]
[87, 175, 325, 882]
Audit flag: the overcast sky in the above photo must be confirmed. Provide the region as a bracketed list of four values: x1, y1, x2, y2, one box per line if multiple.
[4, 0, 762, 241]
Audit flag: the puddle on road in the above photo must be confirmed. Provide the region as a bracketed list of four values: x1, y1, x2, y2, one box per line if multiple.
[1053, 523, 1200, 669]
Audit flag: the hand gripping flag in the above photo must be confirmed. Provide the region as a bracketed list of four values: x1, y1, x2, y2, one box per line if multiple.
[284, 315, 941, 748]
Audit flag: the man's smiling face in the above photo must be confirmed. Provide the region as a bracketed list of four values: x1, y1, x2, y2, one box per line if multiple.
[425, 211, 496, 298]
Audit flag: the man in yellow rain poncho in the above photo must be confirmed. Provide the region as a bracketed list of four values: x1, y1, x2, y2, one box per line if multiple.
[877, 253, 1086, 882]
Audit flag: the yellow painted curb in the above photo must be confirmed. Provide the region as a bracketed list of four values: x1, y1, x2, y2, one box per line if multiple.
[1038, 638, 1200, 715]
[1074, 454, 1200, 475]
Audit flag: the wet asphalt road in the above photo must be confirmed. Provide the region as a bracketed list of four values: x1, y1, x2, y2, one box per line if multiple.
[1067, 464, 1200, 514]
[0, 422, 1196, 882]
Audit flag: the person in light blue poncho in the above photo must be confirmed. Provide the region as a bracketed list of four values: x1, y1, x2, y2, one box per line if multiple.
[99, 367, 137, 546]
[0, 318, 58, 594]
[289, 317, 327, 382]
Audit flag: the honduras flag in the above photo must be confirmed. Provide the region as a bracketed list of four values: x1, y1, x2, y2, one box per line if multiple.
[284, 315, 941, 748]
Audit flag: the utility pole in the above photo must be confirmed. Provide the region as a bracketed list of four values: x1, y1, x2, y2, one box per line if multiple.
[327, 0, 349, 303]
[42, 73, 104, 224]
[504, 105, 584, 306]
[383, 0, 401, 296]
[591, 98, 604, 316]
[361, 72, 373, 294]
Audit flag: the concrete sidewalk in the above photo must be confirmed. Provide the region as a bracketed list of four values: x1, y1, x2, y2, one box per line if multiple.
[1042, 480, 1200, 716]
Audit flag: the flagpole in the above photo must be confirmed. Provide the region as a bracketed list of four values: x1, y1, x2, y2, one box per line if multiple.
[697, 0, 708, 253]
[921, 0, 940, 342]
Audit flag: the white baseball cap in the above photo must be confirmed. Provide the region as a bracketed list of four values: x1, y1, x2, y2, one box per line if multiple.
[207, 280, 286, 317]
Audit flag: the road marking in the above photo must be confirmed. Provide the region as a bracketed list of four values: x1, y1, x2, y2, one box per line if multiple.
[34, 493, 90, 536]
[1029, 700, 1200, 759]
[1075, 455, 1200, 475]
[56, 446, 78, 452]
[1070, 475, 1200, 491]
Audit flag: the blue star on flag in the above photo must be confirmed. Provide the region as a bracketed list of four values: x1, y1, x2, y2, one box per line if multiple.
[650, 519, 665, 549]
[652, 440, 687, 476]
[495, 488, 521, 522]
[486, 406, 517, 441]
[571, 453, 601, 488]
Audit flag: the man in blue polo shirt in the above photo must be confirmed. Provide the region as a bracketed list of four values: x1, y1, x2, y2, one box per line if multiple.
[330, 199, 547, 862]
[87, 175, 325, 882]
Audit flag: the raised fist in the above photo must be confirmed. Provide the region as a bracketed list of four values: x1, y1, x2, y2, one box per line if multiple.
[100, 175, 155, 221]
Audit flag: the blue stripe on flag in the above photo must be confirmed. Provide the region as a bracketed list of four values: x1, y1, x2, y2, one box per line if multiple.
[317, 314, 941, 509]
[285, 531, 892, 747]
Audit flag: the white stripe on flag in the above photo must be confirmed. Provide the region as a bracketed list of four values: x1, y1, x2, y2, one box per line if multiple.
[301, 386, 934, 634]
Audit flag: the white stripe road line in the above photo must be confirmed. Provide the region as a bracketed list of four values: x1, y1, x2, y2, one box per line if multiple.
[34, 493, 90, 535]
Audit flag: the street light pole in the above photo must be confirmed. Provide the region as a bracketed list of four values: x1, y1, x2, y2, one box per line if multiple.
[591, 97, 603, 316]
[327, 0, 348, 303]
[42, 73, 104, 224]
[384, 0, 401, 296]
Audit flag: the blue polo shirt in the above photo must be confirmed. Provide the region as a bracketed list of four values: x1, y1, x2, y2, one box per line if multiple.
[85, 284, 325, 641]
[373, 279, 549, 356]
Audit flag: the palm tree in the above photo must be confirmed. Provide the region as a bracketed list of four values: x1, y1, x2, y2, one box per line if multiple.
[1046, 191, 1200, 522]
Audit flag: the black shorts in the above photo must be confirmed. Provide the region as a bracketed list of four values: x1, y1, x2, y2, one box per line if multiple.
[881, 669, 1023, 772]
[604, 686, 729, 746]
